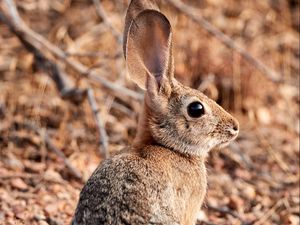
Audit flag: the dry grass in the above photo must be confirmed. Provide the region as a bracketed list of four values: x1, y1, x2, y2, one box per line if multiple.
[0, 0, 299, 224]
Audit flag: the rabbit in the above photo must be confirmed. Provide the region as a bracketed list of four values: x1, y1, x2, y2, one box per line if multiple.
[71, 0, 239, 224]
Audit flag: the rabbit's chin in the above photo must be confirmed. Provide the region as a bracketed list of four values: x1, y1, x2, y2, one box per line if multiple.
[216, 141, 231, 149]
[156, 137, 221, 157]
[215, 136, 238, 150]
[171, 138, 238, 157]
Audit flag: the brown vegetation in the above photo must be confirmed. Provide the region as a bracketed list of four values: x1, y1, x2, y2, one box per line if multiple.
[0, 0, 299, 224]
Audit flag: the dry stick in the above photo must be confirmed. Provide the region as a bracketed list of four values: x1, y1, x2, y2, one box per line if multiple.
[23, 122, 83, 181]
[206, 204, 247, 224]
[92, 0, 126, 115]
[111, 101, 136, 118]
[91, 0, 123, 122]
[2, 0, 20, 25]
[0, 12, 86, 104]
[91, 0, 132, 129]
[1, 0, 143, 101]
[253, 199, 284, 225]
[165, 0, 281, 83]
[0, 173, 40, 179]
[229, 141, 254, 170]
[87, 89, 109, 159]
[196, 220, 218, 225]
[0, 11, 110, 159]
[65, 51, 122, 58]
[43, 131, 83, 181]
[92, 0, 122, 43]
[1, 16, 110, 159]
[2, 0, 138, 160]
[257, 132, 289, 173]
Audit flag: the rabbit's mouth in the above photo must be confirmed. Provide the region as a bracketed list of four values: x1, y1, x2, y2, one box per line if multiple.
[217, 140, 232, 149]
[217, 131, 238, 149]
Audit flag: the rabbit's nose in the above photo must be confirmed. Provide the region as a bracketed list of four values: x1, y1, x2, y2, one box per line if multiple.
[229, 118, 239, 136]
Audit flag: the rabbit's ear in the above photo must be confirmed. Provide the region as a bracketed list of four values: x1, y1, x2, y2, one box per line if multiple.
[123, 0, 159, 57]
[125, 9, 174, 91]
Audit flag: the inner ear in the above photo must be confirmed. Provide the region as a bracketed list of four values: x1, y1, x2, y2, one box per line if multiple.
[138, 18, 170, 85]
[123, 0, 159, 57]
[126, 10, 174, 90]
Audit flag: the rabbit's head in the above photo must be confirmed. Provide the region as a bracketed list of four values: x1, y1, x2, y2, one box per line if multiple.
[124, 1, 239, 156]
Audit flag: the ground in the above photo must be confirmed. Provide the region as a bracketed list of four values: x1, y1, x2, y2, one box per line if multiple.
[0, 0, 299, 225]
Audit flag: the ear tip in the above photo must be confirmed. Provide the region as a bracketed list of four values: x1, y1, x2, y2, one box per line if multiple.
[124, 6, 174, 92]
[124, 9, 172, 59]
[136, 9, 172, 30]
[127, 9, 172, 42]
[123, 0, 161, 58]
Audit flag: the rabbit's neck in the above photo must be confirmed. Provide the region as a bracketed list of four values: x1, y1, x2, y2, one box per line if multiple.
[133, 100, 156, 147]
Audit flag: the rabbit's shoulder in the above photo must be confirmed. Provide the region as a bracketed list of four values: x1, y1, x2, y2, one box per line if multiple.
[73, 147, 182, 224]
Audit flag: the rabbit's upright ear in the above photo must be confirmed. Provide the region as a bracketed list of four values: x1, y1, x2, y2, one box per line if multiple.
[123, 0, 159, 57]
[125, 9, 174, 91]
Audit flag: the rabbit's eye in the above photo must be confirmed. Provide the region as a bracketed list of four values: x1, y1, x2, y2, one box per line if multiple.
[187, 101, 205, 118]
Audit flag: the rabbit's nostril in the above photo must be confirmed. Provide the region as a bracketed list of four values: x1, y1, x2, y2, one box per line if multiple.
[233, 124, 238, 131]
[230, 118, 239, 133]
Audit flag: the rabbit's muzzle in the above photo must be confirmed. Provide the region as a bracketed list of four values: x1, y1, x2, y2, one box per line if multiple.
[216, 116, 239, 147]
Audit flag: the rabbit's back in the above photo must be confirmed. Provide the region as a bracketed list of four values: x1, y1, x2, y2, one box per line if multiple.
[72, 145, 206, 225]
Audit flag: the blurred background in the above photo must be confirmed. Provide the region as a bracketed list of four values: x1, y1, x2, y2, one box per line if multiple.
[0, 0, 299, 224]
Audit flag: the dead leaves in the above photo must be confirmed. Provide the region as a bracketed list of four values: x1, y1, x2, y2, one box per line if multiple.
[0, 0, 299, 224]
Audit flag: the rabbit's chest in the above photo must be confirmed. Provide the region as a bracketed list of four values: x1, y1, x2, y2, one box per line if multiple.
[152, 160, 206, 225]
[172, 159, 206, 196]
[170, 160, 207, 224]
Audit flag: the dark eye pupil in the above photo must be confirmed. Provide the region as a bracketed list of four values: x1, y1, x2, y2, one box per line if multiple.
[187, 101, 205, 118]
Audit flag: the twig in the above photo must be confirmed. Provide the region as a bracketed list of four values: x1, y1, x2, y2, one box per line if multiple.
[196, 220, 219, 225]
[0, 12, 86, 104]
[253, 199, 284, 225]
[23, 121, 83, 181]
[229, 141, 254, 170]
[2, 0, 21, 25]
[92, 0, 122, 43]
[42, 131, 83, 181]
[87, 89, 109, 159]
[0, 0, 143, 101]
[111, 101, 136, 118]
[65, 51, 121, 59]
[165, 0, 281, 83]
[102, 95, 115, 122]
[0, 173, 40, 179]
[206, 204, 247, 224]
[257, 130, 289, 172]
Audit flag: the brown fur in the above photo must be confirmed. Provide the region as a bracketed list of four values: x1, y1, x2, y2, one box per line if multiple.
[72, 1, 239, 224]
[72, 146, 206, 225]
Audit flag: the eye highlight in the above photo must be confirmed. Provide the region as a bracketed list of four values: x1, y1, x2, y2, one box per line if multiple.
[187, 101, 205, 118]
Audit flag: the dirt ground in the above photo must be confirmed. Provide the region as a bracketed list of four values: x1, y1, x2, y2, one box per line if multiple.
[0, 0, 299, 225]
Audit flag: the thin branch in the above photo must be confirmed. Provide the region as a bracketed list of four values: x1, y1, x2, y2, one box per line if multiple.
[87, 89, 109, 159]
[1, 0, 143, 101]
[0, 173, 40, 180]
[43, 131, 83, 181]
[257, 131, 289, 172]
[0, 12, 86, 104]
[24, 122, 83, 182]
[253, 199, 284, 225]
[111, 101, 136, 118]
[165, 0, 281, 83]
[2, 0, 21, 25]
[196, 220, 218, 225]
[229, 141, 254, 170]
[65, 51, 121, 59]
[92, 0, 122, 43]
[206, 204, 247, 224]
